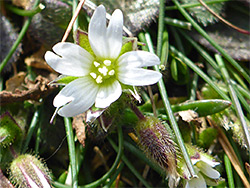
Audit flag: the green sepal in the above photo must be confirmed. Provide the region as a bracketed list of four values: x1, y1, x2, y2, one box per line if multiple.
[0, 112, 22, 147]
[74, 29, 95, 56]
[119, 37, 138, 56]
[197, 127, 218, 149]
[50, 75, 80, 85]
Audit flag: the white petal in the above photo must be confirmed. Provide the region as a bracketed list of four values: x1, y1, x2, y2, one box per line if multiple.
[45, 42, 93, 76]
[53, 77, 99, 117]
[86, 109, 105, 123]
[31, 163, 51, 188]
[88, 5, 108, 59]
[118, 51, 160, 68]
[106, 9, 123, 59]
[185, 172, 206, 188]
[197, 161, 221, 179]
[118, 68, 162, 86]
[95, 80, 122, 108]
[201, 155, 220, 167]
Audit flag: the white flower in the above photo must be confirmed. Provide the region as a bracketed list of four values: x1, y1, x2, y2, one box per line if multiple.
[184, 151, 220, 188]
[45, 5, 161, 117]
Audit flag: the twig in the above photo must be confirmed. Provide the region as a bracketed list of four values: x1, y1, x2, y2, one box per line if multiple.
[198, 0, 250, 35]
[61, 0, 86, 42]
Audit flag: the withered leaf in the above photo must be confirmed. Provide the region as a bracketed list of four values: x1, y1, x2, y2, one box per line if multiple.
[5, 72, 26, 92]
[72, 113, 87, 147]
[0, 75, 53, 105]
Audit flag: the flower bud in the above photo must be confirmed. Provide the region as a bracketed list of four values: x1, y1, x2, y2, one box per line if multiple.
[9, 154, 51, 188]
[0, 112, 22, 147]
[178, 144, 221, 188]
[135, 116, 180, 187]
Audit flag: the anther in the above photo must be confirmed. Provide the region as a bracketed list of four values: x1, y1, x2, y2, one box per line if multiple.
[96, 75, 103, 84]
[90, 72, 97, 79]
[108, 70, 115, 76]
[104, 60, 111, 66]
[93, 61, 100, 67]
[98, 66, 108, 76]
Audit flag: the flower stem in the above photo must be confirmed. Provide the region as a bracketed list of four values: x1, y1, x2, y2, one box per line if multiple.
[142, 31, 196, 178]
[108, 138, 151, 188]
[64, 117, 78, 188]
[0, 0, 40, 73]
[22, 109, 40, 153]
[79, 123, 123, 188]
[130, 103, 145, 120]
[5, 3, 44, 17]
[172, 0, 250, 84]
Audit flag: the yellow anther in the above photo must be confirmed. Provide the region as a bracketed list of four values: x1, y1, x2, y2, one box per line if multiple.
[104, 60, 112, 66]
[90, 72, 97, 79]
[98, 66, 108, 76]
[108, 70, 115, 76]
[96, 75, 103, 83]
[93, 61, 100, 67]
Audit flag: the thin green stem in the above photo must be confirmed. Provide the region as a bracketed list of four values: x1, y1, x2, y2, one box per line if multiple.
[142, 32, 196, 178]
[109, 138, 151, 188]
[166, 0, 229, 10]
[224, 154, 235, 188]
[160, 30, 169, 67]
[170, 27, 185, 54]
[35, 124, 41, 153]
[165, 17, 192, 30]
[232, 84, 250, 114]
[189, 73, 198, 100]
[5, 3, 44, 17]
[103, 162, 124, 188]
[227, 65, 248, 90]
[72, 0, 79, 32]
[64, 117, 78, 188]
[179, 30, 220, 73]
[156, 0, 165, 58]
[231, 80, 250, 100]
[169, 45, 230, 101]
[79, 124, 123, 188]
[215, 54, 250, 152]
[172, 0, 250, 84]
[0, 0, 40, 73]
[22, 109, 40, 153]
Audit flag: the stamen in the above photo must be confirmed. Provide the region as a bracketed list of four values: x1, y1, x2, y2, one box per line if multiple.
[98, 66, 108, 76]
[50, 107, 60, 124]
[94, 61, 100, 67]
[104, 60, 111, 66]
[96, 75, 103, 83]
[108, 70, 115, 76]
[90, 72, 97, 79]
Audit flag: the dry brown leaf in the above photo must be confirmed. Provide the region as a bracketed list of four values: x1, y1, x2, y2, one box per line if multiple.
[175, 110, 202, 128]
[72, 113, 87, 147]
[0, 75, 53, 105]
[208, 118, 250, 188]
[5, 72, 26, 92]
[25, 47, 55, 72]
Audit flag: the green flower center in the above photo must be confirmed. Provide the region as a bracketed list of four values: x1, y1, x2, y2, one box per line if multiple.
[89, 60, 116, 84]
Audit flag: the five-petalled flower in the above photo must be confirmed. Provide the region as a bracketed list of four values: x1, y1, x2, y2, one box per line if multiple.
[45, 5, 162, 117]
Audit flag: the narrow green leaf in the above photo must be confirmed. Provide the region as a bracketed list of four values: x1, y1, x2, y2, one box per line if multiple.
[171, 99, 232, 116]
